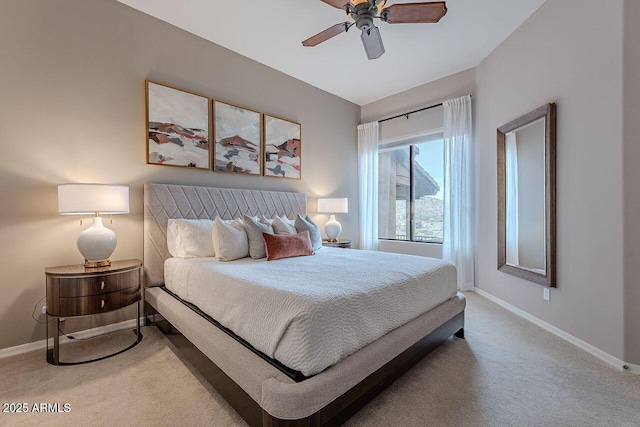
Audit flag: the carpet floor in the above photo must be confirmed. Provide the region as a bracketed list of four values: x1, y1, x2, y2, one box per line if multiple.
[1, 292, 638, 426]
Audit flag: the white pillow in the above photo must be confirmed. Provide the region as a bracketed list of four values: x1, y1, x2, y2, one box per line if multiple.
[166, 219, 215, 258]
[260, 217, 274, 226]
[272, 215, 297, 235]
[294, 215, 323, 251]
[243, 215, 274, 259]
[213, 217, 249, 261]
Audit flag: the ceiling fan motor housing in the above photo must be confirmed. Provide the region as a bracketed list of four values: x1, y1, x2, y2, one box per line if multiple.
[356, 15, 374, 32]
[352, 2, 375, 32]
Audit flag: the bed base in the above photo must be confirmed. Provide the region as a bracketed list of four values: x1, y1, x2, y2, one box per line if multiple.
[145, 301, 464, 427]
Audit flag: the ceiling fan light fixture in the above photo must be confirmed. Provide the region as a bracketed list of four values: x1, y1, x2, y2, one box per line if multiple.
[347, 0, 386, 14]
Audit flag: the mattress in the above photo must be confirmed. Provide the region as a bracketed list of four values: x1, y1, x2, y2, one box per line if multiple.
[164, 248, 457, 376]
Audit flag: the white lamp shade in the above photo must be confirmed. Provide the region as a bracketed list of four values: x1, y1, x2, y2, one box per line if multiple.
[58, 184, 130, 215]
[318, 198, 348, 214]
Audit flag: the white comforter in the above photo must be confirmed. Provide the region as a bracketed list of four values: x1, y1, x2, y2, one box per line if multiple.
[165, 248, 457, 376]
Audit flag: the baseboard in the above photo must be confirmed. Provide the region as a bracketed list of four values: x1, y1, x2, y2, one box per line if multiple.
[0, 318, 141, 360]
[625, 363, 640, 374]
[474, 288, 637, 374]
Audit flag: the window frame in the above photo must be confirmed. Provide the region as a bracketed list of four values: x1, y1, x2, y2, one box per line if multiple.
[378, 129, 444, 245]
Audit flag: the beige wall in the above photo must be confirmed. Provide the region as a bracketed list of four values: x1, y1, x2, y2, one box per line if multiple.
[367, 0, 638, 364]
[476, 0, 625, 359]
[361, 69, 476, 124]
[361, 69, 476, 259]
[623, 0, 640, 365]
[0, 0, 360, 350]
[363, 0, 635, 364]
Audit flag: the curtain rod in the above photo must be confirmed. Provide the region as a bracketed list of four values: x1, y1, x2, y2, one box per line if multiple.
[377, 95, 472, 124]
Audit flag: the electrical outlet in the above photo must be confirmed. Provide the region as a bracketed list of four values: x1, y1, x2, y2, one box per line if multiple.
[543, 288, 550, 301]
[41, 305, 47, 314]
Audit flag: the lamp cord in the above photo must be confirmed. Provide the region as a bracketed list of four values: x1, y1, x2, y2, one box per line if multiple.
[58, 324, 134, 341]
[31, 296, 52, 325]
[33, 295, 133, 340]
[31, 296, 103, 341]
[58, 325, 90, 341]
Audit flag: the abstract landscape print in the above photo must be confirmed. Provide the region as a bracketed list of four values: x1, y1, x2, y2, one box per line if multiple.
[146, 81, 210, 169]
[214, 101, 262, 175]
[264, 115, 301, 179]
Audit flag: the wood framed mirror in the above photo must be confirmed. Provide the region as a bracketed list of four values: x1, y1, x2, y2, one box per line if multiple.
[497, 103, 556, 287]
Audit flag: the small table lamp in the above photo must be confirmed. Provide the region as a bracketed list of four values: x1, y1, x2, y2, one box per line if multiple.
[58, 184, 130, 268]
[318, 198, 348, 242]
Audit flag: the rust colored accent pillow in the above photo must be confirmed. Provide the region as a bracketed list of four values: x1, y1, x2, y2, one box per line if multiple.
[262, 231, 315, 261]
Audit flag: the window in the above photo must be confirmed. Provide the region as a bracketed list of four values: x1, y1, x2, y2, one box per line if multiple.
[378, 135, 444, 243]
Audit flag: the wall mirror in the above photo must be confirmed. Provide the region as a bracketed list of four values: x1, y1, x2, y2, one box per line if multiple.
[497, 103, 556, 287]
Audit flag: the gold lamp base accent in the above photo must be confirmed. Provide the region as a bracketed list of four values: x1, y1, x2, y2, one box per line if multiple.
[326, 238, 339, 243]
[84, 259, 111, 268]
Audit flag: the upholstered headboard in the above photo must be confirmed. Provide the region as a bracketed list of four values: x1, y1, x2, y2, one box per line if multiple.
[143, 183, 307, 286]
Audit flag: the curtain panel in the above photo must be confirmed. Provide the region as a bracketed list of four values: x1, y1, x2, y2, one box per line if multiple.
[443, 96, 475, 291]
[357, 122, 379, 251]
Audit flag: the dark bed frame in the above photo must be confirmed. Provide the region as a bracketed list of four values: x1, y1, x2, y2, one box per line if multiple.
[142, 183, 465, 426]
[145, 299, 464, 427]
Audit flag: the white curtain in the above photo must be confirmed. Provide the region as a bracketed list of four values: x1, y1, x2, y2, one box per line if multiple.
[505, 132, 520, 266]
[443, 96, 474, 291]
[358, 121, 379, 251]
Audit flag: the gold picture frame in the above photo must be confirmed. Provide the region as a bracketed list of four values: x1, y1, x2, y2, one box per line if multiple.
[145, 80, 211, 170]
[213, 100, 263, 175]
[263, 114, 302, 180]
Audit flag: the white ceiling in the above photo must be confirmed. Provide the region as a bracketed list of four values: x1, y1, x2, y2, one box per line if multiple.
[117, 0, 545, 105]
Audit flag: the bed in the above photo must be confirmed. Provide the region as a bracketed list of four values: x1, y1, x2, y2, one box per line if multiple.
[143, 183, 466, 426]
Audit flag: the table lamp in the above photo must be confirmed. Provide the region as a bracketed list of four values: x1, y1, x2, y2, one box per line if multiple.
[58, 183, 130, 268]
[317, 198, 348, 242]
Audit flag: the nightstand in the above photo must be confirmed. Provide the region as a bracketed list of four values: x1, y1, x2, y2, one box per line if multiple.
[322, 239, 352, 249]
[45, 259, 143, 365]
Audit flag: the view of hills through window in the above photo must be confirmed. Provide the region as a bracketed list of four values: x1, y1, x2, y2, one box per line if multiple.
[378, 139, 444, 243]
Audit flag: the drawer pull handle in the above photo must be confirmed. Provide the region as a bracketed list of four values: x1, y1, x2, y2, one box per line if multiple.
[101, 300, 105, 309]
[101, 281, 105, 290]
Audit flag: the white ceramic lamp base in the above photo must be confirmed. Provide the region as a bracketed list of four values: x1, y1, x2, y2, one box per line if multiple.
[77, 216, 117, 268]
[325, 214, 342, 242]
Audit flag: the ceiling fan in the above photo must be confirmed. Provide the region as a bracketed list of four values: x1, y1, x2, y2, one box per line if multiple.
[302, 1, 448, 60]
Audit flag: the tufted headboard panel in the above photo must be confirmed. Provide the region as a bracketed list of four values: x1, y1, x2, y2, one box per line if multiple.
[143, 183, 307, 286]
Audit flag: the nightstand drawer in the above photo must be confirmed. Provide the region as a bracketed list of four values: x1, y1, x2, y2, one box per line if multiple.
[55, 285, 141, 316]
[53, 269, 139, 297]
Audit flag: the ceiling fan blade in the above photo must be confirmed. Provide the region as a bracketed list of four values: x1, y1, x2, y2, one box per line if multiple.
[320, 0, 351, 9]
[302, 22, 350, 47]
[361, 25, 385, 60]
[382, 1, 448, 24]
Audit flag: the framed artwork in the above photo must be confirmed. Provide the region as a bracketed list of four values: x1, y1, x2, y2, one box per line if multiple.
[146, 80, 211, 169]
[264, 115, 302, 179]
[213, 100, 262, 175]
